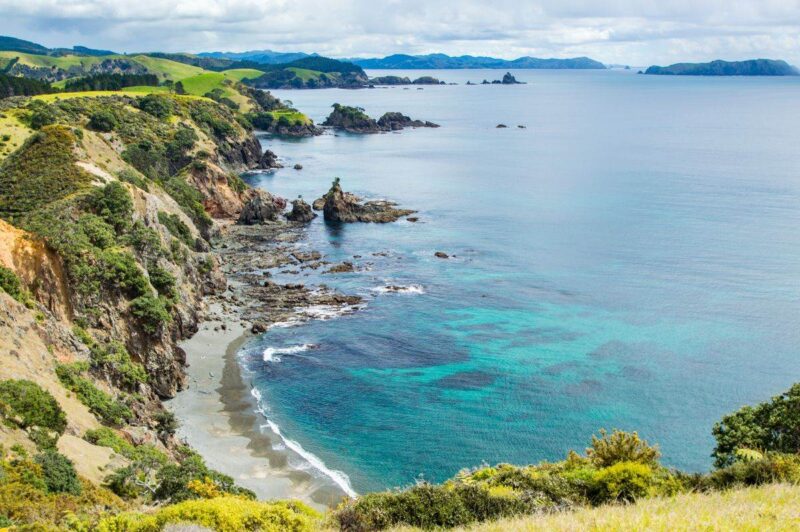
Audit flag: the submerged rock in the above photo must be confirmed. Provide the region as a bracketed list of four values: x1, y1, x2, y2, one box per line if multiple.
[285, 199, 316, 223]
[324, 261, 355, 274]
[320, 178, 415, 223]
[435, 251, 449, 259]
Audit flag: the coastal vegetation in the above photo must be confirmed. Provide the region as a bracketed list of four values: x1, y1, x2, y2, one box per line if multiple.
[1, 32, 799, 532]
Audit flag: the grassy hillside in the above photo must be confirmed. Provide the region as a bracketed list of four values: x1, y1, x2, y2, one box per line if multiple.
[454, 483, 800, 531]
[124, 55, 205, 80]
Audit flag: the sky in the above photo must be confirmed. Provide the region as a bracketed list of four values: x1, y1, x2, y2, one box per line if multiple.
[1, 0, 800, 66]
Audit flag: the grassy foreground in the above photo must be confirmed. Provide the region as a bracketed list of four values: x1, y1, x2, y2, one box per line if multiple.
[447, 483, 800, 532]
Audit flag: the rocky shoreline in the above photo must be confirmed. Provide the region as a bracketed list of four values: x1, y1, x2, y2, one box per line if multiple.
[169, 217, 369, 508]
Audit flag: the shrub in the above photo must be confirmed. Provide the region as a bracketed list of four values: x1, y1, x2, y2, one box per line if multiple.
[96, 496, 320, 532]
[147, 265, 176, 297]
[588, 462, 658, 504]
[129, 295, 171, 335]
[122, 140, 169, 180]
[117, 168, 149, 190]
[138, 94, 173, 119]
[0, 126, 92, 221]
[0, 265, 30, 305]
[35, 451, 81, 495]
[0, 379, 66, 446]
[55, 363, 133, 426]
[88, 110, 117, 132]
[125, 221, 165, 263]
[705, 452, 800, 489]
[712, 383, 800, 467]
[587, 429, 660, 468]
[97, 249, 149, 298]
[155, 410, 179, 436]
[28, 107, 57, 130]
[158, 210, 195, 248]
[86, 181, 133, 233]
[160, 176, 212, 237]
[154, 451, 255, 503]
[77, 214, 116, 249]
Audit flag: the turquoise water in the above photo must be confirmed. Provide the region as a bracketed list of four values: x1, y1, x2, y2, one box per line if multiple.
[240, 69, 800, 494]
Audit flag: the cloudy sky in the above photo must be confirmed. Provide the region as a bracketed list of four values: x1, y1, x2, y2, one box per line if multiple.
[2, 0, 800, 66]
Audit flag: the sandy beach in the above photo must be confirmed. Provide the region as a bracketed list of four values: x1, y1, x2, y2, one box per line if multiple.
[166, 302, 349, 511]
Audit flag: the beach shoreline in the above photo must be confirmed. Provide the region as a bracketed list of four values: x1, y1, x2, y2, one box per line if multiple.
[166, 223, 357, 511]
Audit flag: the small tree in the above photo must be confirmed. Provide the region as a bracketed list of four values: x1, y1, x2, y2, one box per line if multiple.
[586, 429, 660, 468]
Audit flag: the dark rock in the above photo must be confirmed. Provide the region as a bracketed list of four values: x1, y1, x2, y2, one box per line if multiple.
[496, 124, 508, 128]
[238, 190, 281, 224]
[406, 217, 419, 222]
[293, 163, 303, 170]
[258, 149, 282, 170]
[291, 250, 322, 263]
[324, 261, 355, 274]
[517, 125, 526, 129]
[377, 112, 439, 130]
[435, 251, 449, 259]
[502, 72, 523, 84]
[322, 103, 381, 133]
[285, 199, 316, 223]
[312, 197, 326, 211]
[322, 178, 415, 223]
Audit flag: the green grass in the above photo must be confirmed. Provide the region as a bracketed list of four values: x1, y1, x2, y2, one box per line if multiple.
[126, 55, 205, 81]
[32, 90, 205, 102]
[287, 67, 327, 82]
[221, 68, 264, 81]
[0, 51, 108, 70]
[268, 109, 312, 126]
[0, 110, 34, 162]
[451, 483, 800, 532]
[180, 72, 252, 111]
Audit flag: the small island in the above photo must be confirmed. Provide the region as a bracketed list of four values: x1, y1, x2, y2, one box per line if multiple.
[644, 59, 799, 76]
[369, 75, 445, 86]
[322, 103, 439, 133]
[476, 72, 524, 85]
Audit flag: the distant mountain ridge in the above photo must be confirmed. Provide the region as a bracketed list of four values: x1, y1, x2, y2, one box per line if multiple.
[644, 59, 799, 76]
[198, 49, 315, 64]
[347, 53, 606, 69]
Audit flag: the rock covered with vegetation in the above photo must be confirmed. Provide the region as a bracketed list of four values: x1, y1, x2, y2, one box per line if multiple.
[369, 75, 445, 85]
[323, 104, 438, 133]
[644, 59, 799, 76]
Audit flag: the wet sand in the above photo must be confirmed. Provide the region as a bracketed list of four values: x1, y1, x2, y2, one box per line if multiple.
[166, 302, 348, 511]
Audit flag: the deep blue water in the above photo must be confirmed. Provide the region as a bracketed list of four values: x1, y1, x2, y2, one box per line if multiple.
[239, 69, 800, 495]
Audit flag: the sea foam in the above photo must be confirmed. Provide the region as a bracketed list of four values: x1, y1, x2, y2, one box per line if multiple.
[262, 344, 314, 363]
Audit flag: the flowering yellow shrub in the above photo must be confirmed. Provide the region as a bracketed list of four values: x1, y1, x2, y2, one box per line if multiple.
[96, 495, 320, 532]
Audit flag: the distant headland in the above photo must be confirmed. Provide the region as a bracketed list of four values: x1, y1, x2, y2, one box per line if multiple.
[643, 59, 799, 76]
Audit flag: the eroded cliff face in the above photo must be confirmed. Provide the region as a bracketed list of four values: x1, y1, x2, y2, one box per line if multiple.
[0, 94, 268, 464]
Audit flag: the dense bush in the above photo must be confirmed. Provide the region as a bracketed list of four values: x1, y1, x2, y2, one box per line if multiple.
[97, 249, 149, 298]
[64, 73, 159, 92]
[0, 126, 92, 221]
[35, 451, 81, 495]
[0, 379, 66, 447]
[74, 329, 148, 389]
[55, 363, 133, 426]
[704, 452, 800, 489]
[117, 168, 149, 191]
[137, 94, 173, 119]
[0, 265, 31, 305]
[155, 451, 255, 503]
[88, 109, 118, 132]
[147, 264, 176, 298]
[712, 383, 800, 467]
[0, 447, 124, 527]
[0, 73, 53, 98]
[77, 213, 116, 249]
[86, 181, 133, 233]
[587, 429, 660, 468]
[158, 211, 194, 247]
[129, 294, 171, 335]
[96, 496, 320, 532]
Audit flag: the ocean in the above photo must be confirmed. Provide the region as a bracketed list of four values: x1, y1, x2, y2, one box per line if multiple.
[238, 69, 800, 495]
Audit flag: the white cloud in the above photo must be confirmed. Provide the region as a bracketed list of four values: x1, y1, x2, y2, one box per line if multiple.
[1, 0, 799, 65]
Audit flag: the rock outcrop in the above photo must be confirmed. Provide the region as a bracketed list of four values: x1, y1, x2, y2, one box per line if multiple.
[323, 104, 439, 133]
[257, 149, 283, 170]
[377, 112, 440, 130]
[323, 104, 381, 133]
[238, 190, 283, 224]
[285, 199, 316, 223]
[320, 178, 415, 223]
